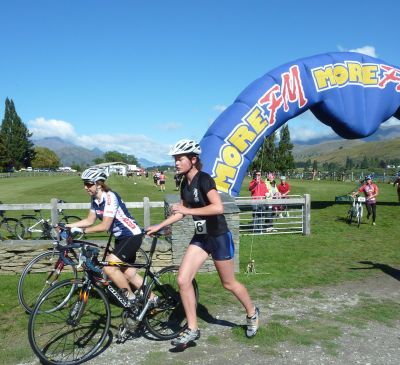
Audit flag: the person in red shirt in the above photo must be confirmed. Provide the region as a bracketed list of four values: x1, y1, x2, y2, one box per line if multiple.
[277, 176, 291, 196]
[277, 176, 291, 217]
[248, 171, 268, 232]
[353, 175, 379, 225]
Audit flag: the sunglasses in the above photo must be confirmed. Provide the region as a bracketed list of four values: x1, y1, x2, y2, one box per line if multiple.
[83, 182, 95, 188]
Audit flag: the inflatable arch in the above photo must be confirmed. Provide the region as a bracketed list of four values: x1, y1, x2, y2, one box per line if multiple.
[199, 52, 400, 196]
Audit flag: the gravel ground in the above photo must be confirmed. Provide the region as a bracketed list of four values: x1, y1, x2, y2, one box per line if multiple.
[22, 272, 400, 365]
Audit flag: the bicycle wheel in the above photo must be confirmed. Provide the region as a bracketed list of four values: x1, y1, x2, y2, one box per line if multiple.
[18, 250, 78, 313]
[28, 279, 111, 365]
[144, 265, 199, 340]
[60, 216, 84, 239]
[0, 217, 19, 240]
[15, 216, 43, 240]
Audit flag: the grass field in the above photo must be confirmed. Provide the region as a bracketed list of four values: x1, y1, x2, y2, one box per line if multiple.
[1, 172, 400, 364]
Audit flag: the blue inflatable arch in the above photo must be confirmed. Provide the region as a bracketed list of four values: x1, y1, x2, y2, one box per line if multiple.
[199, 52, 400, 196]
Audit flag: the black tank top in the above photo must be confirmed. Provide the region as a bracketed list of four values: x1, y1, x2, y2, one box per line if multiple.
[180, 171, 228, 236]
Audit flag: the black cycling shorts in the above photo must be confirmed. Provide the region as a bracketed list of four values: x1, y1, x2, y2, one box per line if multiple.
[190, 231, 235, 261]
[113, 235, 142, 264]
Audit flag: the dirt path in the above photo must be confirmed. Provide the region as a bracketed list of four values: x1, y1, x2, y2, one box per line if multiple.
[23, 273, 400, 365]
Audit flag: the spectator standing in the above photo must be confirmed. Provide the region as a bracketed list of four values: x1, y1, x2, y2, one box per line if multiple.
[352, 175, 379, 226]
[248, 171, 268, 232]
[277, 176, 291, 197]
[277, 176, 291, 217]
[393, 172, 400, 204]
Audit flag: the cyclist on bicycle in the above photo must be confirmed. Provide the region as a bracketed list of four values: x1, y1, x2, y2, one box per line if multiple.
[146, 139, 259, 347]
[352, 175, 379, 226]
[66, 167, 155, 305]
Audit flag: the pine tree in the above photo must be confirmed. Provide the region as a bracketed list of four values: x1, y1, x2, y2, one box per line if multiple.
[250, 132, 277, 173]
[0, 98, 35, 170]
[276, 124, 295, 173]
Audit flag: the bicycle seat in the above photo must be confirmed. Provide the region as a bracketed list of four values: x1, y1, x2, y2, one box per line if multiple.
[34, 209, 41, 213]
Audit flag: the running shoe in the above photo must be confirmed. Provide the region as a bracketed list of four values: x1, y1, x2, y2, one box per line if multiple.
[246, 307, 260, 338]
[171, 328, 200, 346]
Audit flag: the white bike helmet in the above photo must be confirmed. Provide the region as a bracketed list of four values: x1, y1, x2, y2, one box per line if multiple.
[168, 139, 202, 156]
[81, 167, 108, 184]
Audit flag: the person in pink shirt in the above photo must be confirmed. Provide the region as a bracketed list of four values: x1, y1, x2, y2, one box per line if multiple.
[248, 171, 268, 232]
[352, 175, 379, 226]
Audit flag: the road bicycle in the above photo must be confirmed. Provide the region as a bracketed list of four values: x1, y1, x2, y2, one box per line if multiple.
[28, 227, 199, 365]
[15, 205, 83, 240]
[0, 203, 19, 240]
[347, 195, 365, 227]
[17, 226, 145, 313]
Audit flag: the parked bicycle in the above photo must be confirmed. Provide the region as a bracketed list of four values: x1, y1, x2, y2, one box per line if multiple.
[28, 227, 199, 365]
[0, 202, 19, 240]
[347, 195, 365, 227]
[15, 203, 83, 240]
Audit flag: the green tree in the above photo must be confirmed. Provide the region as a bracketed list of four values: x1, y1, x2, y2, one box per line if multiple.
[31, 147, 60, 169]
[0, 98, 35, 170]
[276, 124, 295, 173]
[345, 156, 354, 170]
[250, 132, 277, 172]
[103, 151, 139, 165]
[360, 155, 369, 169]
[304, 159, 312, 171]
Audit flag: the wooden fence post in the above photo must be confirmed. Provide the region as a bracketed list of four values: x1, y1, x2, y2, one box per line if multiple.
[303, 194, 311, 235]
[143, 197, 150, 227]
[50, 198, 59, 226]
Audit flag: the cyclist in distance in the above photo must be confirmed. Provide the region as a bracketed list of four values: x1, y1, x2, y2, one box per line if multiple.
[352, 175, 379, 226]
[66, 167, 153, 305]
[146, 139, 259, 347]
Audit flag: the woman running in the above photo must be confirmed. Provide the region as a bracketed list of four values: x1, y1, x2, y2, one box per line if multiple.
[146, 139, 259, 347]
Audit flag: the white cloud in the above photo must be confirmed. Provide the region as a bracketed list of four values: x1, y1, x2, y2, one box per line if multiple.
[338, 45, 378, 58]
[288, 112, 336, 142]
[28, 117, 77, 139]
[28, 118, 171, 163]
[75, 134, 170, 162]
[382, 117, 400, 127]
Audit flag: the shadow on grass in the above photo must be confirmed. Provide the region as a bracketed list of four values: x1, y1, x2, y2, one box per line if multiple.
[350, 261, 400, 281]
[197, 302, 237, 328]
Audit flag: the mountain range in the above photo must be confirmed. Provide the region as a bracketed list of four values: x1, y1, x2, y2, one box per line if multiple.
[292, 124, 400, 163]
[33, 137, 173, 168]
[34, 123, 400, 167]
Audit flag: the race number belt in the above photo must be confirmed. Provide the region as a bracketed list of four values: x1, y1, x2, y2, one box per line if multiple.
[194, 220, 207, 234]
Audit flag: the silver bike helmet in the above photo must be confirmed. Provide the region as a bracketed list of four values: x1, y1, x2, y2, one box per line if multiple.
[168, 139, 202, 156]
[81, 167, 108, 184]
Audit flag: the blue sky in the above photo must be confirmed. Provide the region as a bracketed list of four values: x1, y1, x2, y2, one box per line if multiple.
[1, 0, 399, 163]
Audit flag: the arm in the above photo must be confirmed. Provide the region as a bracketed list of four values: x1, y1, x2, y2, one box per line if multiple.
[171, 189, 224, 216]
[249, 180, 257, 192]
[146, 206, 185, 235]
[66, 210, 97, 229]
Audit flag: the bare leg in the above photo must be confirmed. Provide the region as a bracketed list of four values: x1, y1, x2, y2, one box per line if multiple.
[103, 253, 134, 295]
[214, 259, 256, 317]
[177, 245, 209, 330]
